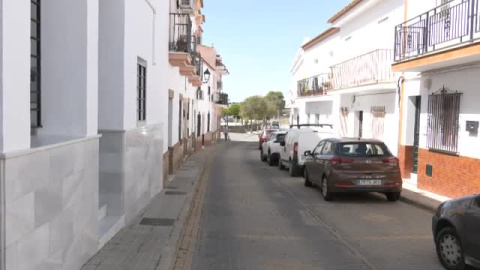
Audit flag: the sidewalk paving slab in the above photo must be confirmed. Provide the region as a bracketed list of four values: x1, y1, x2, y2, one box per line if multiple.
[81, 149, 212, 270]
[400, 180, 451, 213]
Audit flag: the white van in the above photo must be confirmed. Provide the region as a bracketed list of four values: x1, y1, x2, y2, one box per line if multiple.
[279, 128, 335, 176]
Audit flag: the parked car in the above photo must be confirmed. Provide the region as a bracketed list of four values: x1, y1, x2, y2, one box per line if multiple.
[279, 128, 325, 177]
[260, 131, 287, 166]
[303, 138, 402, 202]
[432, 194, 480, 270]
[258, 129, 278, 150]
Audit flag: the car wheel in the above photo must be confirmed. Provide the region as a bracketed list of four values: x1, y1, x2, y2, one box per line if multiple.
[278, 159, 285, 170]
[321, 175, 333, 201]
[304, 169, 313, 187]
[435, 227, 466, 270]
[260, 149, 267, 162]
[268, 151, 275, 166]
[386, 192, 401, 202]
[289, 161, 299, 177]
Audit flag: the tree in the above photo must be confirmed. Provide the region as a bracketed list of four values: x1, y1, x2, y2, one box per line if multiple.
[240, 96, 268, 121]
[264, 91, 286, 120]
[228, 103, 241, 120]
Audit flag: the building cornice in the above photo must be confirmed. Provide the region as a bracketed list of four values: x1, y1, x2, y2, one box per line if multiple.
[301, 27, 339, 51]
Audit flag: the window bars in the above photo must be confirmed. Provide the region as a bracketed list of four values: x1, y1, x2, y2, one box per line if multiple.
[31, 0, 41, 128]
[371, 106, 386, 141]
[340, 107, 349, 137]
[137, 63, 147, 121]
[427, 86, 462, 153]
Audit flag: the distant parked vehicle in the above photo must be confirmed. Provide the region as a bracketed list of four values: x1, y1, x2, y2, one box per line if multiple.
[279, 128, 326, 177]
[303, 138, 402, 202]
[260, 131, 287, 166]
[258, 129, 278, 150]
[432, 194, 480, 270]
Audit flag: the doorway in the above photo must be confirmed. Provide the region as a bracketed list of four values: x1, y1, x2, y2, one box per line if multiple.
[168, 98, 173, 147]
[413, 96, 421, 174]
[355, 111, 364, 138]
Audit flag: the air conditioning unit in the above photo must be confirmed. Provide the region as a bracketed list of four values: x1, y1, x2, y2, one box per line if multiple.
[179, 0, 193, 10]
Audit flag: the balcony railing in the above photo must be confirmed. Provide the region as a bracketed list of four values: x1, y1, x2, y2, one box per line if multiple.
[216, 93, 229, 105]
[297, 73, 332, 97]
[169, 13, 196, 55]
[394, 0, 480, 62]
[330, 49, 394, 89]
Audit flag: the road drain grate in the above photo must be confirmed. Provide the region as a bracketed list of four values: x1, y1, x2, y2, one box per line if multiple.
[165, 191, 187, 195]
[139, 218, 175, 226]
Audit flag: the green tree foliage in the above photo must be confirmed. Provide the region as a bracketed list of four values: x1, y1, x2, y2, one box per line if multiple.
[228, 103, 241, 119]
[264, 91, 285, 119]
[240, 96, 269, 121]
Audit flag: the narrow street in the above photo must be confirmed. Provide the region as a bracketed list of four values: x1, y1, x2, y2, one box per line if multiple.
[191, 134, 443, 270]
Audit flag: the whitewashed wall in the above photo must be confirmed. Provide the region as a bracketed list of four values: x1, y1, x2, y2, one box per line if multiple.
[416, 66, 480, 159]
[0, 0, 33, 152]
[331, 0, 404, 63]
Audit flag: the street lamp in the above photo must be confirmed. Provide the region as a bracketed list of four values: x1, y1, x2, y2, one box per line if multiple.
[203, 69, 211, 84]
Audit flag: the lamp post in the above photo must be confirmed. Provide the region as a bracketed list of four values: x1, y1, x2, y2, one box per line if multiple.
[203, 69, 211, 84]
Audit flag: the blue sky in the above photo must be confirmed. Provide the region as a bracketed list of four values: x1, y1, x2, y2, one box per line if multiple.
[202, 0, 351, 103]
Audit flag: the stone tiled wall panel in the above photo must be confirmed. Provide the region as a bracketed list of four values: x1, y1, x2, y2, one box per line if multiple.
[2, 137, 99, 270]
[123, 124, 164, 224]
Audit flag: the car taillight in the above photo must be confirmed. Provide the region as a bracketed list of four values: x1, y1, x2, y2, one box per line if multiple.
[383, 157, 399, 164]
[293, 142, 298, 157]
[330, 158, 354, 165]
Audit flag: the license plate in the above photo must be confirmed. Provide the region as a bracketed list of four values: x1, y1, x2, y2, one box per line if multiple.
[357, 180, 382, 186]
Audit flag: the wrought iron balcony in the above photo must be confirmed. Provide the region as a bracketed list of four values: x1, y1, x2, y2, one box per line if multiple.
[169, 13, 196, 55]
[394, 0, 480, 62]
[330, 49, 394, 89]
[297, 73, 332, 97]
[216, 93, 229, 105]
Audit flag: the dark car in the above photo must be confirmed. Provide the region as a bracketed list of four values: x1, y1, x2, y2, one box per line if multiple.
[432, 194, 480, 270]
[303, 138, 402, 201]
[258, 129, 278, 150]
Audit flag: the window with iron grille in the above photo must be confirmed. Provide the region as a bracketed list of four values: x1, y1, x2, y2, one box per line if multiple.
[137, 63, 147, 121]
[427, 87, 461, 153]
[31, 0, 41, 128]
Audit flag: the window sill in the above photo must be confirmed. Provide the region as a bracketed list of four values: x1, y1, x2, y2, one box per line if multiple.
[428, 148, 460, 157]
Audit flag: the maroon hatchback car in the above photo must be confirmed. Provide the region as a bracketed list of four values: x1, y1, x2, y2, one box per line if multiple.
[303, 138, 402, 201]
[258, 129, 278, 150]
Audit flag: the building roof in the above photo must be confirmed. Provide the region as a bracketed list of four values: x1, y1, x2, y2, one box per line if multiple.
[327, 0, 364, 23]
[301, 27, 340, 51]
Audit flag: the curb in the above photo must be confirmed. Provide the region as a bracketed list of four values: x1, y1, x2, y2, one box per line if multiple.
[399, 189, 440, 214]
[155, 149, 213, 270]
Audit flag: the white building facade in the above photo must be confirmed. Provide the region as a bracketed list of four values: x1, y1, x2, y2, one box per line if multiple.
[165, 0, 228, 181]
[0, 0, 229, 269]
[290, 0, 405, 155]
[394, 0, 480, 198]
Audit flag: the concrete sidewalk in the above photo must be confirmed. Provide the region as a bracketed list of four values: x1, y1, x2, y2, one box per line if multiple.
[81, 147, 214, 270]
[400, 179, 451, 213]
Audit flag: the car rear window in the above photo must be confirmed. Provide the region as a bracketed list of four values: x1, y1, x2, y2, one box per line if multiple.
[276, 134, 286, 141]
[337, 143, 391, 157]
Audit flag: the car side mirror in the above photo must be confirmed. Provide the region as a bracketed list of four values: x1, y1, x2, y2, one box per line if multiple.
[304, 150, 312, 157]
[280, 141, 286, 147]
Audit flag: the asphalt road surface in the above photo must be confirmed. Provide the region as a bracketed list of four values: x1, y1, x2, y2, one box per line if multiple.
[192, 134, 443, 270]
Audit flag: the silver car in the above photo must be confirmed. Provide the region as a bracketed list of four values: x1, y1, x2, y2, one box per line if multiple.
[432, 194, 480, 270]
